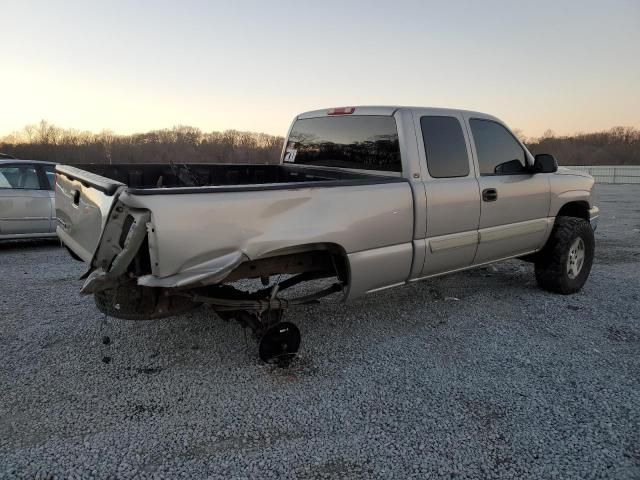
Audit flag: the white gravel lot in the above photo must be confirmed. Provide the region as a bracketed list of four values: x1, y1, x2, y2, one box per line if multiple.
[1, 184, 639, 479]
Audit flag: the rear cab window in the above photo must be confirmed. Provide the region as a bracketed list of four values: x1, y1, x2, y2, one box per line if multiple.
[285, 116, 402, 173]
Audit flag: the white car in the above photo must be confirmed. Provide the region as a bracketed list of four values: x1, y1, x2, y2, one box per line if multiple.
[0, 159, 57, 240]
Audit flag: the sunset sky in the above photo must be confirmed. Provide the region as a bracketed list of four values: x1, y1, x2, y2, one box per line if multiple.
[2, 0, 639, 138]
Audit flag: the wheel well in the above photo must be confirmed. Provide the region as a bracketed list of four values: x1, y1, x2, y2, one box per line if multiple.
[223, 244, 350, 286]
[556, 201, 590, 221]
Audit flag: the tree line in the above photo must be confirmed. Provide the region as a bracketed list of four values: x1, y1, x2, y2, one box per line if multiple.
[524, 127, 640, 166]
[1, 120, 639, 166]
[0, 121, 283, 164]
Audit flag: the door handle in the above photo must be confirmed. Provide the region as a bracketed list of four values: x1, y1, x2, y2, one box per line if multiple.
[482, 188, 498, 202]
[71, 189, 80, 205]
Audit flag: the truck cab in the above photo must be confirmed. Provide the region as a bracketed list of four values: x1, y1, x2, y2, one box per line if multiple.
[284, 106, 597, 294]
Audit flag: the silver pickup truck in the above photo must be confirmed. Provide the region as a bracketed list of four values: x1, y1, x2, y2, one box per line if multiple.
[56, 106, 599, 362]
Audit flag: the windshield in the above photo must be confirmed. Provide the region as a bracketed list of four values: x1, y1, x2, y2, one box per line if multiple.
[285, 115, 401, 172]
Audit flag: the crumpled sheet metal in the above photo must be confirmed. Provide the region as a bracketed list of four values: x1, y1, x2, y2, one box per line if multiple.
[80, 209, 150, 294]
[117, 182, 414, 293]
[136, 250, 249, 288]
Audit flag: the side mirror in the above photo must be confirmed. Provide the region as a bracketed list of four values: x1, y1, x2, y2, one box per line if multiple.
[494, 159, 525, 175]
[532, 154, 558, 173]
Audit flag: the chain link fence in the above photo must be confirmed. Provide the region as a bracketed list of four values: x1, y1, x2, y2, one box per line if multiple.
[565, 166, 640, 184]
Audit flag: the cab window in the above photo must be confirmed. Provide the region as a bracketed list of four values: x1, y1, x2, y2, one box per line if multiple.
[421, 116, 469, 178]
[470, 119, 527, 175]
[286, 116, 401, 172]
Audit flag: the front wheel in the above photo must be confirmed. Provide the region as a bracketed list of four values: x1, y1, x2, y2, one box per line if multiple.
[534, 217, 595, 294]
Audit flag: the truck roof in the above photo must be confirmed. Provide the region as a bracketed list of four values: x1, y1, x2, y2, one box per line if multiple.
[0, 159, 56, 166]
[297, 106, 501, 122]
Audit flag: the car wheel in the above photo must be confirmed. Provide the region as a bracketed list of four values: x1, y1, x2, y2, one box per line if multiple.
[534, 216, 595, 294]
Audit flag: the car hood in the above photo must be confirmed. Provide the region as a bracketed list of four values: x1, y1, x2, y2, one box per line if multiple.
[556, 167, 593, 178]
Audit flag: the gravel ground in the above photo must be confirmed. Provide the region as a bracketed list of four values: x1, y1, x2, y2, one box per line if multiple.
[1, 184, 639, 479]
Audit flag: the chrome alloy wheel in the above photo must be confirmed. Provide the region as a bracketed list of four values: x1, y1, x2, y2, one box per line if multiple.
[567, 237, 586, 279]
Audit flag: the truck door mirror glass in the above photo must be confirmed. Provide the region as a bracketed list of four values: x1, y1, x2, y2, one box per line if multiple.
[494, 159, 526, 175]
[533, 154, 558, 173]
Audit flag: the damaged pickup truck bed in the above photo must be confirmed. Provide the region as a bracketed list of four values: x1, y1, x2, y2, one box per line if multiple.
[56, 106, 599, 362]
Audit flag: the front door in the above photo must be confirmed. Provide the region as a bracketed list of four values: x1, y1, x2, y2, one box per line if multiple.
[0, 164, 52, 236]
[416, 112, 481, 277]
[465, 117, 551, 264]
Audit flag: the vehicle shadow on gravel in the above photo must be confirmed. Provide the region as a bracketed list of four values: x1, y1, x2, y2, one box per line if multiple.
[95, 260, 545, 374]
[0, 238, 61, 251]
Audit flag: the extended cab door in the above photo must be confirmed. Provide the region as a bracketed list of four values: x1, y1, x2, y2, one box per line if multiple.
[415, 111, 481, 277]
[464, 115, 551, 264]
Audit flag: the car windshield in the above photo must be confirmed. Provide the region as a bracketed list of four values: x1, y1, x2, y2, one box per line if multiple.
[285, 115, 402, 172]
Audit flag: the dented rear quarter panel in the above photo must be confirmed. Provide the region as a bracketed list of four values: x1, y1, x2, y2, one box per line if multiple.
[119, 181, 415, 296]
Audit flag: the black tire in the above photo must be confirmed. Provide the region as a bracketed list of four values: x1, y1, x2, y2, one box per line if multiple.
[534, 216, 595, 294]
[258, 322, 301, 365]
[94, 282, 199, 320]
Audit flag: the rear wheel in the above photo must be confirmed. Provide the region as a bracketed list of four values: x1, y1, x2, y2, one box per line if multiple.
[258, 321, 301, 365]
[534, 216, 594, 294]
